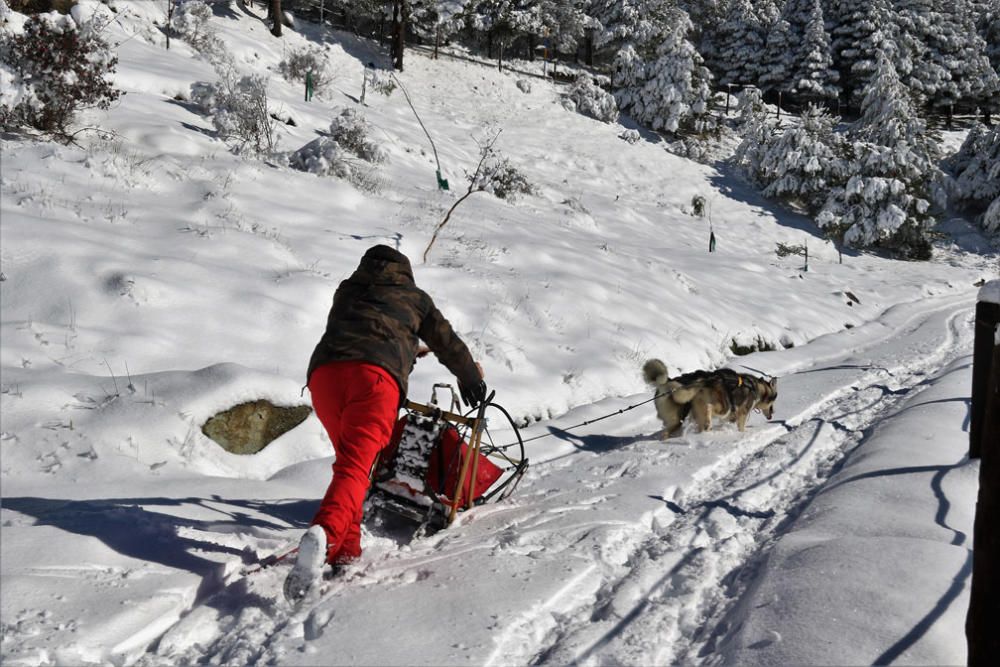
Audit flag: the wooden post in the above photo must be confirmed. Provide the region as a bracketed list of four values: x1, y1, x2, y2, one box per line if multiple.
[467, 435, 481, 511]
[165, 0, 173, 50]
[968, 342, 1000, 665]
[448, 419, 480, 524]
[971, 299, 1000, 458]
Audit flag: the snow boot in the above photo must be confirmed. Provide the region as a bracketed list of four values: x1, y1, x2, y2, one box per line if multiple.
[283, 525, 327, 603]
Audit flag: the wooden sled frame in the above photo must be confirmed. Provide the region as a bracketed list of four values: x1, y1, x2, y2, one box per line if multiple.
[369, 386, 528, 532]
[404, 391, 491, 525]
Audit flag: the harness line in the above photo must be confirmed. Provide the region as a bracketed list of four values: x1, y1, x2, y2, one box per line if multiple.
[494, 369, 772, 451]
[494, 389, 675, 450]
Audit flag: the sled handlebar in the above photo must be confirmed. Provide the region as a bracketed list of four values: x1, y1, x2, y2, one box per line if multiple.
[404, 399, 477, 427]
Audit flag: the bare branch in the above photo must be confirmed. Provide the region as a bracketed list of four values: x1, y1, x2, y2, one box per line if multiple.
[422, 130, 502, 264]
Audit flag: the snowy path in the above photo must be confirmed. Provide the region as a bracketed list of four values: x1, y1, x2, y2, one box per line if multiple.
[515, 296, 974, 666]
[121, 293, 975, 666]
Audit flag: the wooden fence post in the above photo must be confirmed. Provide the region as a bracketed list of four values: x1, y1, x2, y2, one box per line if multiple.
[968, 281, 1000, 666]
[968, 345, 1000, 665]
[971, 295, 1000, 459]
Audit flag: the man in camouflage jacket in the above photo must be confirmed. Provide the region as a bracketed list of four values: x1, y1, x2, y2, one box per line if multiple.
[285, 245, 486, 600]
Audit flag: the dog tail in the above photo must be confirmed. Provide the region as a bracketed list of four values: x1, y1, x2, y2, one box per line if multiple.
[642, 359, 670, 386]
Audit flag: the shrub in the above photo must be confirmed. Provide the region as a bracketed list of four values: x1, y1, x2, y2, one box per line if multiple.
[288, 137, 384, 193]
[279, 46, 333, 95]
[188, 80, 217, 114]
[618, 128, 641, 144]
[564, 72, 618, 123]
[0, 11, 121, 137]
[289, 108, 387, 191]
[191, 72, 276, 155]
[289, 137, 351, 179]
[328, 107, 386, 163]
[367, 68, 396, 97]
[475, 156, 534, 200]
[173, 0, 226, 63]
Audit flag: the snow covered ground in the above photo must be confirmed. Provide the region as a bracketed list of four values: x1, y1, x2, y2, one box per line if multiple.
[1, 2, 997, 665]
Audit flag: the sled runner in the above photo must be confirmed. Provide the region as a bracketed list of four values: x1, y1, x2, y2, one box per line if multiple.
[367, 383, 528, 535]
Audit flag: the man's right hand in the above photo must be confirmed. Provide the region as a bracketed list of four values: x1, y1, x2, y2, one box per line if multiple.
[460, 380, 488, 410]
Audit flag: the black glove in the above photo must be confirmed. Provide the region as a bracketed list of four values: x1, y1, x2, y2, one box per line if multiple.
[460, 380, 488, 410]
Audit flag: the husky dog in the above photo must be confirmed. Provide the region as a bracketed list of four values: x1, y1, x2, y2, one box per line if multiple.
[642, 359, 778, 438]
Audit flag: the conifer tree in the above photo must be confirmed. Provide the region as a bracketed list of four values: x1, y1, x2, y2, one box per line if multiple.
[817, 46, 941, 258]
[760, 105, 851, 214]
[760, 0, 822, 97]
[948, 123, 1000, 231]
[754, 0, 781, 26]
[893, 0, 946, 107]
[828, 0, 899, 105]
[790, 0, 839, 103]
[590, 0, 670, 56]
[733, 87, 778, 185]
[709, 0, 764, 86]
[409, 1, 470, 54]
[977, 3, 1000, 75]
[529, 1, 590, 56]
[919, 0, 999, 117]
[466, 0, 524, 59]
[619, 10, 714, 134]
[759, 18, 795, 95]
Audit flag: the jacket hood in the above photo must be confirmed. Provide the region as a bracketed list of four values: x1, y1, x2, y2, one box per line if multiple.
[353, 245, 414, 285]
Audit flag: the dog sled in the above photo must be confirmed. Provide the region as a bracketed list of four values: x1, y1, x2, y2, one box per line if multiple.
[366, 383, 529, 536]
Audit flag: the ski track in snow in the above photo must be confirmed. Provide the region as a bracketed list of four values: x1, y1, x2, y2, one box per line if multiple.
[501, 299, 974, 666]
[129, 296, 975, 666]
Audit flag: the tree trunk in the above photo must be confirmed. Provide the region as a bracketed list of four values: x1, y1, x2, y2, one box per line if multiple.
[391, 1, 406, 71]
[270, 0, 282, 37]
[166, 0, 173, 50]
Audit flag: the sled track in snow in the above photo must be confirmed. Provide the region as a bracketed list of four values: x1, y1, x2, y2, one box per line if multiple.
[494, 302, 974, 666]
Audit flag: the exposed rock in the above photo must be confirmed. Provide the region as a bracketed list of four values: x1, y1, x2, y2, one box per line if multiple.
[202, 400, 311, 455]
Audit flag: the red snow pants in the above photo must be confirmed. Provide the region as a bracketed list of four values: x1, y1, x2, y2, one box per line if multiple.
[308, 361, 400, 564]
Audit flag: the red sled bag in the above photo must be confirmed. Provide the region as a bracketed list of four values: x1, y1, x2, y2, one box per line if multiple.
[425, 425, 503, 507]
[377, 415, 502, 508]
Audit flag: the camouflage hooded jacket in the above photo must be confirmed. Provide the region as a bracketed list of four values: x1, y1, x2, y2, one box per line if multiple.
[306, 245, 480, 404]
